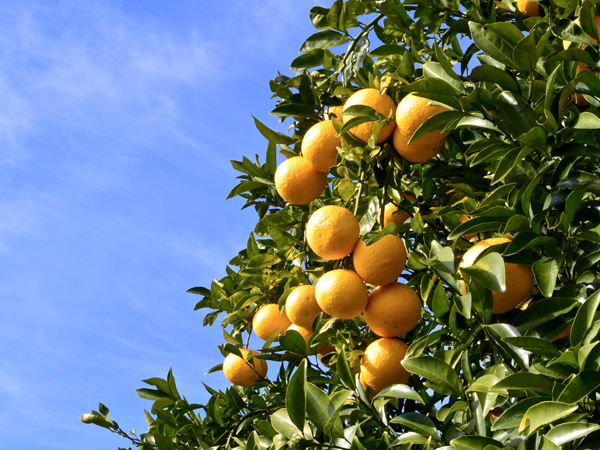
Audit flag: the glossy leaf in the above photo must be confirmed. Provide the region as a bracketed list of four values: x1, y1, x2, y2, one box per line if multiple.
[402, 356, 463, 397]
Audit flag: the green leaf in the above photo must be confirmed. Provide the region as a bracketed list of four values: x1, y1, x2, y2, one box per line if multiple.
[486, 323, 530, 370]
[519, 401, 578, 433]
[557, 371, 600, 403]
[469, 65, 520, 92]
[410, 111, 467, 143]
[400, 78, 459, 97]
[280, 330, 307, 355]
[271, 103, 318, 119]
[339, 116, 377, 136]
[574, 111, 600, 129]
[80, 413, 114, 429]
[290, 49, 325, 72]
[136, 388, 171, 401]
[514, 298, 579, 333]
[287, 360, 307, 431]
[247, 253, 281, 268]
[461, 252, 506, 293]
[503, 336, 561, 358]
[469, 22, 518, 69]
[571, 289, 600, 346]
[369, 44, 404, 57]
[271, 408, 301, 439]
[522, 160, 556, 217]
[540, 436, 561, 450]
[390, 432, 430, 446]
[422, 62, 465, 94]
[336, 347, 355, 390]
[532, 256, 562, 298]
[266, 142, 277, 175]
[299, 30, 349, 52]
[362, 223, 397, 246]
[491, 373, 553, 394]
[374, 384, 425, 403]
[450, 436, 504, 450]
[579, 0, 600, 42]
[552, 18, 593, 47]
[512, 32, 537, 72]
[491, 397, 546, 431]
[402, 356, 463, 397]
[390, 412, 440, 440]
[342, 104, 381, 119]
[253, 116, 295, 145]
[449, 217, 504, 240]
[306, 383, 330, 432]
[545, 422, 600, 446]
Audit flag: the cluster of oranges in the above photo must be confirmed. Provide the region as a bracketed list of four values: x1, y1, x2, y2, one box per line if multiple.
[222, 88, 537, 392]
[274, 88, 450, 207]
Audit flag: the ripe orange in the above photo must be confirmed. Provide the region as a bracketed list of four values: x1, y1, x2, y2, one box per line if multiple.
[306, 205, 360, 260]
[285, 324, 314, 355]
[286, 285, 322, 328]
[379, 203, 411, 227]
[252, 304, 292, 341]
[327, 105, 344, 122]
[353, 234, 407, 286]
[360, 338, 410, 391]
[564, 17, 600, 50]
[223, 349, 268, 387]
[517, 0, 540, 17]
[460, 238, 534, 314]
[393, 129, 445, 163]
[393, 93, 448, 163]
[342, 88, 396, 143]
[302, 121, 340, 173]
[315, 269, 368, 319]
[365, 282, 422, 337]
[274, 156, 327, 205]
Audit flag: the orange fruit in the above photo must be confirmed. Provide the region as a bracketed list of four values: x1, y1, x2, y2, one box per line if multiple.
[393, 127, 446, 163]
[302, 121, 341, 173]
[360, 338, 410, 391]
[342, 88, 396, 143]
[327, 105, 344, 122]
[306, 205, 360, 260]
[252, 304, 292, 341]
[393, 93, 448, 163]
[563, 16, 600, 50]
[286, 285, 322, 328]
[353, 234, 407, 286]
[315, 269, 368, 319]
[379, 203, 411, 227]
[459, 238, 534, 314]
[223, 349, 268, 387]
[274, 156, 328, 205]
[365, 282, 422, 337]
[517, 0, 540, 17]
[285, 324, 315, 355]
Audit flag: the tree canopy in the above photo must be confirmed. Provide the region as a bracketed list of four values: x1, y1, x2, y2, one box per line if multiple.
[82, 0, 600, 449]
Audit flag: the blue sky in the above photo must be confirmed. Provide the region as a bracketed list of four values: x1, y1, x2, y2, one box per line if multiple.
[0, 1, 329, 448]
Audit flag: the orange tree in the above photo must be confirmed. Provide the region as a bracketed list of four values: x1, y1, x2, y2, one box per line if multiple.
[82, 0, 600, 448]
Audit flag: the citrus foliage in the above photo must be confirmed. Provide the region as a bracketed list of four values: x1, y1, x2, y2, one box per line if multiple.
[82, 0, 600, 448]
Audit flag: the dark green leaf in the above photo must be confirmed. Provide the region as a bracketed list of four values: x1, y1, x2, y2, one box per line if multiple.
[271, 103, 318, 119]
[514, 298, 579, 332]
[469, 22, 518, 68]
[492, 373, 553, 394]
[503, 337, 560, 357]
[519, 401, 578, 433]
[299, 30, 349, 52]
[306, 383, 329, 432]
[557, 371, 600, 403]
[402, 356, 463, 397]
[461, 252, 506, 293]
[469, 65, 520, 92]
[491, 397, 546, 431]
[253, 116, 295, 145]
[533, 257, 562, 298]
[336, 347, 355, 390]
[571, 289, 600, 345]
[287, 360, 307, 431]
[450, 436, 504, 450]
[291, 48, 325, 72]
[513, 32, 537, 72]
[390, 412, 440, 440]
